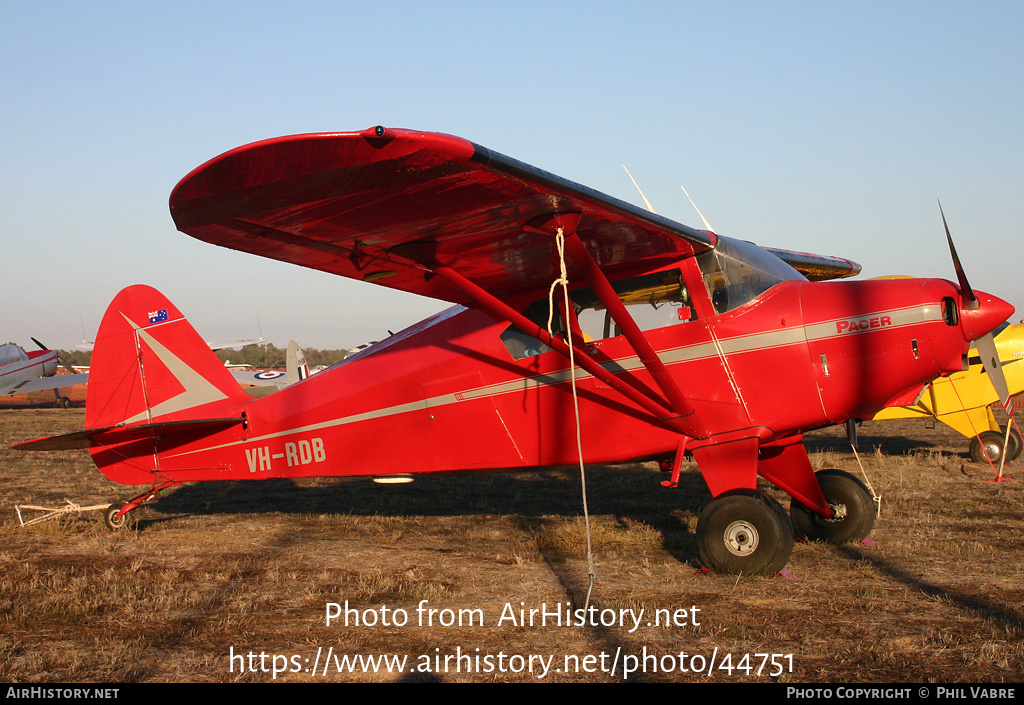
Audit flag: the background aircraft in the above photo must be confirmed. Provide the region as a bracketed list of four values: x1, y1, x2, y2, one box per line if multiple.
[229, 340, 312, 393]
[876, 321, 1023, 464]
[16, 128, 1014, 577]
[1, 339, 87, 407]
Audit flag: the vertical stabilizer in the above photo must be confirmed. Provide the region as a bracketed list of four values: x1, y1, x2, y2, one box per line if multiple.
[285, 340, 309, 385]
[86, 285, 252, 430]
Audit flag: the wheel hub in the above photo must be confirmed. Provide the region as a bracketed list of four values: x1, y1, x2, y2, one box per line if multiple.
[723, 520, 759, 556]
[817, 501, 848, 526]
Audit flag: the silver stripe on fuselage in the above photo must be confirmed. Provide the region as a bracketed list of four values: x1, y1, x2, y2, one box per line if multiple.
[165, 303, 941, 459]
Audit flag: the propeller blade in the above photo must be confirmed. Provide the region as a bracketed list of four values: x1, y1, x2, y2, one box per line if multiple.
[975, 333, 1011, 409]
[975, 332, 1013, 479]
[939, 200, 978, 310]
[58, 356, 78, 376]
[939, 201, 1013, 408]
[30, 337, 49, 351]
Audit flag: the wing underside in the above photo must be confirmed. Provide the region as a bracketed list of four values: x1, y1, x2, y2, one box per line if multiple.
[170, 127, 858, 303]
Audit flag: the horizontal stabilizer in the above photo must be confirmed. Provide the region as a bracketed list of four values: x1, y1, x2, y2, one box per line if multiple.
[14, 417, 243, 452]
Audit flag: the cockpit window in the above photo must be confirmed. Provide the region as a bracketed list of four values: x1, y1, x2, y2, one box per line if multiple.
[499, 269, 694, 360]
[696, 238, 803, 314]
[573, 269, 695, 340]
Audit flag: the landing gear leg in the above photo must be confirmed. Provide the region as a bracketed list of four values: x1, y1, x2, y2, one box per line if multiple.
[696, 490, 794, 575]
[102, 479, 180, 532]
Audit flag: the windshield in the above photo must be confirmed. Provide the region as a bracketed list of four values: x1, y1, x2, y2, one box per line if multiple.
[696, 238, 803, 314]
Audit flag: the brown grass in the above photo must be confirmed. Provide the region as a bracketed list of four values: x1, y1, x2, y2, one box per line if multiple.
[1, 408, 1022, 682]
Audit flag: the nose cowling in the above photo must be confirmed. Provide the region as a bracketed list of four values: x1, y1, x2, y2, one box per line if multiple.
[42, 356, 58, 377]
[960, 289, 1015, 342]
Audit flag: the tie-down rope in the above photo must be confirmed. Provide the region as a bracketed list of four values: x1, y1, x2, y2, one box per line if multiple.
[547, 227, 597, 610]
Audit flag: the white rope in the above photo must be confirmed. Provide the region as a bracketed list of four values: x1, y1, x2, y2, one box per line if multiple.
[848, 441, 881, 518]
[547, 228, 596, 608]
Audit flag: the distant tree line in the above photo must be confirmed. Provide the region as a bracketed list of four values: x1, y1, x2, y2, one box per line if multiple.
[214, 343, 351, 369]
[58, 349, 92, 368]
[54, 344, 351, 370]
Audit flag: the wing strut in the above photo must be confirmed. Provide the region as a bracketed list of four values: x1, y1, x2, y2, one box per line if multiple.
[431, 262, 696, 435]
[560, 231, 698, 424]
[423, 213, 708, 441]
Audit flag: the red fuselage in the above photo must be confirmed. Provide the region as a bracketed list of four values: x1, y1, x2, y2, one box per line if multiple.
[94, 271, 1008, 490]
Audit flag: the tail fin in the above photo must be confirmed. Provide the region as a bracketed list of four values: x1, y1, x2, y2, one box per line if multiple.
[285, 339, 309, 384]
[86, 285, 252, 429]
[16, 286, 252, 485]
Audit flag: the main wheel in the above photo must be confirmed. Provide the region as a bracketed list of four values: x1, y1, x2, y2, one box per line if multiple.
[790, 469, 875, 543]
[969, 431, 1010, 464]
[104, 503, 137, 531]
[696, 490, 794, 576]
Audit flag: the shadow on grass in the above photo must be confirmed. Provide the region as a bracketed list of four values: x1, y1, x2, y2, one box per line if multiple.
[131, 463, 713, 574]
[803, 433, 939, 455]
[837, 543, 1024, 638]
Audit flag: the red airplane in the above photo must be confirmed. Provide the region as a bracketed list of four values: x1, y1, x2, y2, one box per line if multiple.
[16, 127, 1015, 576]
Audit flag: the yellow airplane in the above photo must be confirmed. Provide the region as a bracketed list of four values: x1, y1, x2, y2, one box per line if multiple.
[874, 321, 1023, 464]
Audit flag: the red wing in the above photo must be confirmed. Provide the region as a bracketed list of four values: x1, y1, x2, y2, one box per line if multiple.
[169, 128, 717, 304]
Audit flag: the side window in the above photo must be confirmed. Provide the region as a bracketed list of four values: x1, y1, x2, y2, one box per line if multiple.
[499, 299, 557, 360]
[573, 269, 695, 340]
[499, 269, 694, 360]
[499, 325, 553, 360]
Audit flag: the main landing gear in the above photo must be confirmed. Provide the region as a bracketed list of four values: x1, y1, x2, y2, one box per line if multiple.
[969, 426, 1022, 465]
[696, 469, 877, 575]
[789, 469, 875, 543]
[696, 490, 794, 576]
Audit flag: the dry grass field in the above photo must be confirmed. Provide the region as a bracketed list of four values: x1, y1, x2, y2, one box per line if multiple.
[1, 407, 1022, 683]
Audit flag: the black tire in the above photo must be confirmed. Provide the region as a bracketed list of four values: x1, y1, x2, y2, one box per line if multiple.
[969, 431, 1009, 464]
[696, 490, 794, 576]
[790, 469, 875, 543]
[104, 503, 137, 531]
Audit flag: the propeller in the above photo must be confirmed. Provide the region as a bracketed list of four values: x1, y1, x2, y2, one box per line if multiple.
[30, 337, 78, 375]
[939, 201, 977, 309]
[941, 202, 1016, 476]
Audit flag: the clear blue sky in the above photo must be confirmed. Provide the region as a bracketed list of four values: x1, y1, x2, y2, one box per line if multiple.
[3, 1, 1022, 350]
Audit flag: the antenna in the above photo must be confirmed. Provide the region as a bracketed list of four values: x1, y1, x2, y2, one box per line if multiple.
[681, 185, 716, 233]
[622, 165, 657, 214]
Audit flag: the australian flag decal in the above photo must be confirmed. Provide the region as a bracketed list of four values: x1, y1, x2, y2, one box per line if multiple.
[148, 309, 169, 324]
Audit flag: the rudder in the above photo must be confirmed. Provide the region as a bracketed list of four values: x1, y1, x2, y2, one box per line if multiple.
[86, 285, 252, 430]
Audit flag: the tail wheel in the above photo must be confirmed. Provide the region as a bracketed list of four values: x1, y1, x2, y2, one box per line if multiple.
[790, 469, 875, 543]
[696, 489, 794, 576]
[104, 503, 138, 531]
